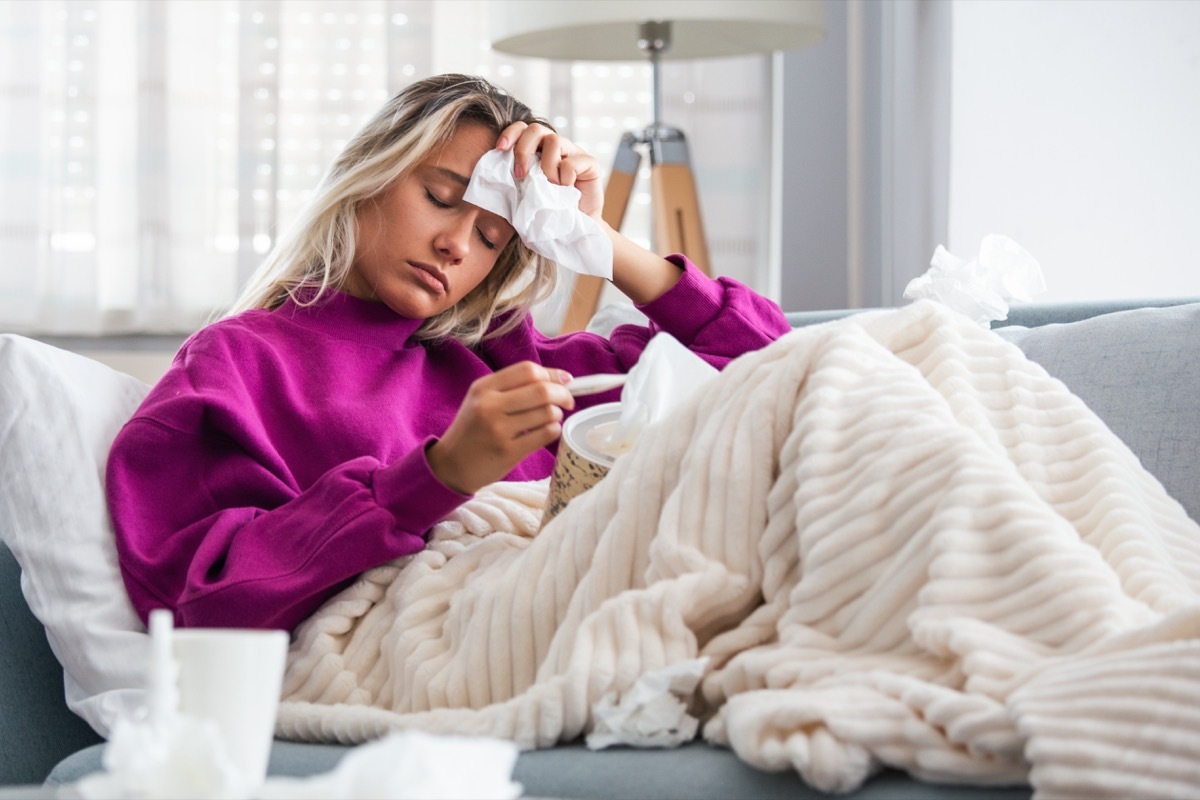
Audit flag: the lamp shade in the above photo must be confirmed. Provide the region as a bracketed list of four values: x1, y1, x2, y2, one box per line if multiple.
[489, 0, 826, 61]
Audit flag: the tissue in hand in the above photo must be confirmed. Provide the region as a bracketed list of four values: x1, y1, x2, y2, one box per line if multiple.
[463, 148, 613, 279]
[903, 234, 1045, 326]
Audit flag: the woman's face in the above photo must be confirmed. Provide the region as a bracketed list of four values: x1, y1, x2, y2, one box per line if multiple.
[345, 123, 516, 319]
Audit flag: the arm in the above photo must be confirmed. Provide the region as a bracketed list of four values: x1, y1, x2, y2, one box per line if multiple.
[478, 256, 791, 411]
[605, 220, 684, 305]
[497, 122, 788, 346]
[107, 354, 469, 632]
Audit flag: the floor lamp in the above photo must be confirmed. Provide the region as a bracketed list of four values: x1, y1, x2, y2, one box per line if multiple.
[489, 1, 826, 332]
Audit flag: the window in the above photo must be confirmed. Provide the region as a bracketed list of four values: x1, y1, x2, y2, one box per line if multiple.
[0, 0, 773, 335]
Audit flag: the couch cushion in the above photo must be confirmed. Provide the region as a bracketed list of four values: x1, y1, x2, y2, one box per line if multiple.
[48, 740, 1031, 800]
[995, 302, 1200, 523]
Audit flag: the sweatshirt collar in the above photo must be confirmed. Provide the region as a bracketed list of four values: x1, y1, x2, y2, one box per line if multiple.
[274, 287, 426, 350]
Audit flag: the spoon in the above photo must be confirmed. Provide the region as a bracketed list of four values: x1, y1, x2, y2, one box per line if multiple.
[565, 373, 628, 397]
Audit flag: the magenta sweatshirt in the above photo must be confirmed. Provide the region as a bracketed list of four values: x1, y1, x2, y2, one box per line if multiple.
[106, 257, 789, 632]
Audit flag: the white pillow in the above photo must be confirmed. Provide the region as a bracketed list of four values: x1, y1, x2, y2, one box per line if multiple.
[0, 333, 152, 737]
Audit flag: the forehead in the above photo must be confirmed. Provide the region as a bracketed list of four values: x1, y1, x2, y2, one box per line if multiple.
[424, 123, 496, 178]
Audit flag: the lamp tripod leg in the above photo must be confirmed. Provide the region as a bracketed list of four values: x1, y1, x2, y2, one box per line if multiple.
[651, 160, 711, 277]
[558, 128, 712, 332]
[560, 133, 641, 334]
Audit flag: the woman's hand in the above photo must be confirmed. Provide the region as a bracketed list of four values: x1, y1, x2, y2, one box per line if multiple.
[493, 121, 684, 305]
[495, 122, 604, 219]
[426, 361, 575, 495]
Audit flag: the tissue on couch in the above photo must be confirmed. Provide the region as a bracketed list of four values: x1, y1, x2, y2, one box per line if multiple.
[903, 234, 1045, 326]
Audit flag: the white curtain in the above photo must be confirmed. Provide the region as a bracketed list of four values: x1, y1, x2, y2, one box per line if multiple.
[0, 0, 772, 336]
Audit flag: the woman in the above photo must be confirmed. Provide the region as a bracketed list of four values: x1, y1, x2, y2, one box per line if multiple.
[106, 74, 790, 633]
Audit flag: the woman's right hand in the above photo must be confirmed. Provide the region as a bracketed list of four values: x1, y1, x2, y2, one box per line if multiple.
[426, 361, 575, 495]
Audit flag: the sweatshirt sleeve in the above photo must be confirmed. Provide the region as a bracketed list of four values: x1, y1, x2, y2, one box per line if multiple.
[491, 255, 791, 380]
[628, 254, 792, 366]
[107, 352, 469, 633]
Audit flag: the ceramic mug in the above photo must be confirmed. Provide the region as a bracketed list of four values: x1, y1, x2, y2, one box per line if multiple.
[171, 627, 290, 792]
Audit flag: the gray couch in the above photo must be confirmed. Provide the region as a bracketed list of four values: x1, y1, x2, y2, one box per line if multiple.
[3, 296, 1198, 798]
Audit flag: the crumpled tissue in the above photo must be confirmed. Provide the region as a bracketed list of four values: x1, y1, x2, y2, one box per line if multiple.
[73, 613, 523, 800]
[463, 148, 613, 279]
[258, 730, 522, 800]
[587, 658, 710, 750]
[605, 333, 718, 454]
[75, 713, 244, 800]
[903, 233, 1045, 327]
[75, 612, 246, 800]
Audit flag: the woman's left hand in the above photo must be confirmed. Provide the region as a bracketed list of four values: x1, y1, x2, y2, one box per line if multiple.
[495, 122, 604, 220]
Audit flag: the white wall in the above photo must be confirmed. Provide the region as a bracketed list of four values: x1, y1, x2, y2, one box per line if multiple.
[949, 0, 1200, 302]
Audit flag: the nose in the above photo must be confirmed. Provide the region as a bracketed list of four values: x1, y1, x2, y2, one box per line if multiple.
[434, 210, 475, 265]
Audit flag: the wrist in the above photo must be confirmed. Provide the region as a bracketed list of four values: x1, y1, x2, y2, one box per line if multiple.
[425, 439, 473, 495]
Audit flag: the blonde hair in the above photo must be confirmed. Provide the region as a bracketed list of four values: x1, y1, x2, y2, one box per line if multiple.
[224, 74, 557, 346]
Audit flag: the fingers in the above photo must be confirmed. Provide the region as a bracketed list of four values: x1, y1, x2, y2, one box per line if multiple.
[463, 362, 575, 443]
[495, 121, 528, 151]
[491, 123, 604, 218]
[427, 362, 575, 494]
[488, 360, 572, 392]
[499, 123, 579, 182]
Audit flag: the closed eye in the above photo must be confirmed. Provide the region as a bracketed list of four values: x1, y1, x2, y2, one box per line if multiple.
[427, 187, 498, 250]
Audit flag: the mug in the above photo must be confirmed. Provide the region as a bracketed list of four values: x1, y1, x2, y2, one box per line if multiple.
[171, 627, 290, 792]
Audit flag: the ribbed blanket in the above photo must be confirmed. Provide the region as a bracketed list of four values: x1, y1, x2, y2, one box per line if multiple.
[276, 301, 1200, 798]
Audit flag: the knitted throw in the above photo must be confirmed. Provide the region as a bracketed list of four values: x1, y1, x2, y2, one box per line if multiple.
[277, 301, 1200, 799]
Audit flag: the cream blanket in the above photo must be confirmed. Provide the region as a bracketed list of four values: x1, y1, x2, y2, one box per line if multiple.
[277, 302, 1200, 798]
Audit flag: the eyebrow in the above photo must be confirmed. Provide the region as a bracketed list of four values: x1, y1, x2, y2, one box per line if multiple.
[432, 166, 471, 187]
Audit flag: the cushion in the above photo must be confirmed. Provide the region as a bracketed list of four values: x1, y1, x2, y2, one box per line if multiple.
[995, 302, 1200, 523]
[0, 334, 152, 738]
[48, 740, 1033, 799]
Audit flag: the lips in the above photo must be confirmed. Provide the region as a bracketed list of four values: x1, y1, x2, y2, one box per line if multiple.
[410, 261, 448, 294]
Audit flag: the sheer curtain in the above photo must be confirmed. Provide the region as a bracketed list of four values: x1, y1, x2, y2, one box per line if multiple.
[0, 0, 772, 336]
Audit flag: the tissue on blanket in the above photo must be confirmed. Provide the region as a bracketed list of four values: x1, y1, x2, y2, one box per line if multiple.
[258, 730, 522, 800]
[464, 148, 613, 279]
[903, 234, 1045, 326]
[606, 332, 718, 453]
[587, 658, 709, 750]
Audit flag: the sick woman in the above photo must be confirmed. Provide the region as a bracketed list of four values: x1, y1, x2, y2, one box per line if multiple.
[105, 73, 790, 632]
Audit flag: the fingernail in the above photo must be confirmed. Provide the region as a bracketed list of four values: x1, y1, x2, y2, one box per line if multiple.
[496, 136, 509, 149]
[558, 370, 573, 384]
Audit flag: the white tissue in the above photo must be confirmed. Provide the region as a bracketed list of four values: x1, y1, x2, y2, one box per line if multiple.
[587, 658, 709, 750]
[75, 611, 246, 800]
[77, 713, 245, 800]
[903, 234, 1045, 327]
[606, 333, 718, 453]
[71, 614, 522, 800]
[258, 731, 521, 800]
[464, 148, 613, 279]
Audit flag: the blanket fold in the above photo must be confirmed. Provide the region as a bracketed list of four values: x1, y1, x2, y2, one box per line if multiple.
[277, 302, 1200, 798]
